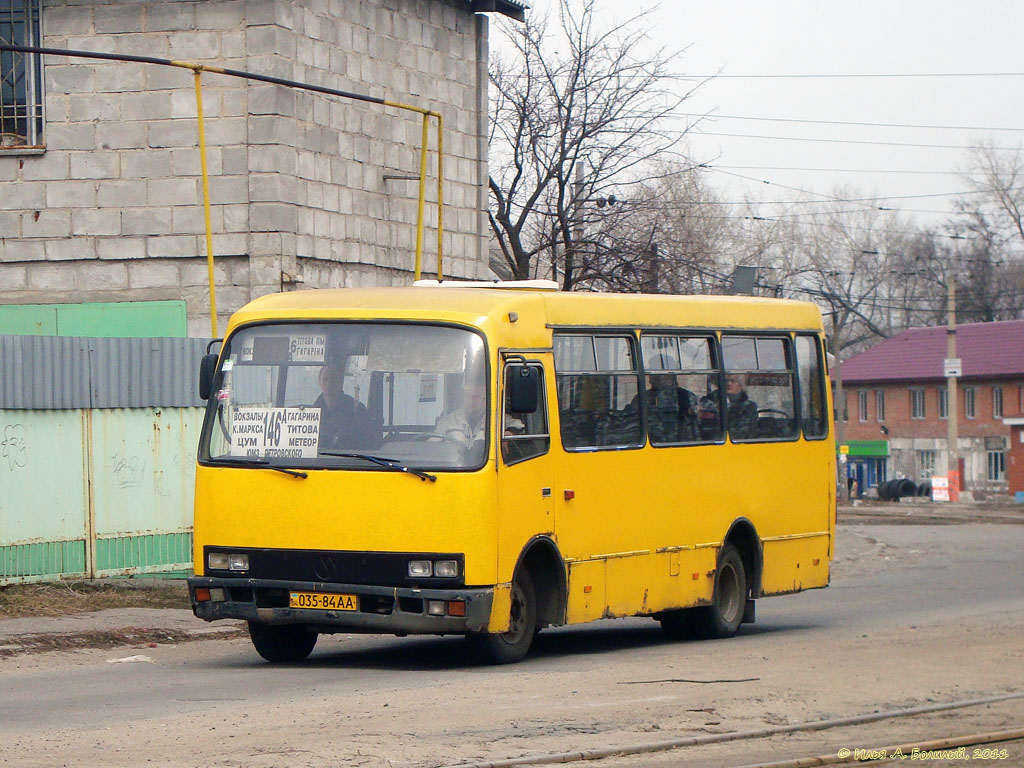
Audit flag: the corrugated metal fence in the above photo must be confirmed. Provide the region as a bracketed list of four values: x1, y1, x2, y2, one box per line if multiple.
[0, 335, 211, 584]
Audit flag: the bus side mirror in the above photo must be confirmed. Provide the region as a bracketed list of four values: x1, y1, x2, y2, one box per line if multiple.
[508, 366, 540, 414]
[199, 353, 218, 401]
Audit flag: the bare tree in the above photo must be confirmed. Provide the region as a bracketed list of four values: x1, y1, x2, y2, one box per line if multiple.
[775, 196, 913, 355]
[949, 144, 1024, 321]
[487, 0, 700, 288]
[568, 162, 732, 293]
[961, 142, 1024, 250]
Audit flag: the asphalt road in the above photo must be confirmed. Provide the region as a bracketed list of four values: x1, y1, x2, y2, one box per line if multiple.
[2, 524, 1023, 768]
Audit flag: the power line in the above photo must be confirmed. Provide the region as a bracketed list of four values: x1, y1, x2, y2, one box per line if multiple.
[680, 72, 1024, 80]
[733, 217, 986, 241]
[716, 165, 983, 176]
[693, 130, 1016, 151]
[618, 201, 968, 218]
[628, 250, 1024, 313]
[707, 168, 897, 215]
[675, 112, 1024, 133]
[743, 206, 963, 217]
[712, 169, 1022, 203]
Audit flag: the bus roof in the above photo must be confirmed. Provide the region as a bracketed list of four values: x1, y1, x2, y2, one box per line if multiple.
[228, 287, 823, 334]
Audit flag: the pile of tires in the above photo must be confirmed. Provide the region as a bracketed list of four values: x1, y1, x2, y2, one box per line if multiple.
[876, 478, 919, 502]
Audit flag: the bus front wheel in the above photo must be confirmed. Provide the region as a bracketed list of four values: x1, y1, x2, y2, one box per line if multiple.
[691, 544, 747, 639]
[248, 622, 318, 663]
[469, 569, 537, 664]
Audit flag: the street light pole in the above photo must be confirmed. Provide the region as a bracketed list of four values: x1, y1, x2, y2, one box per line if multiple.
[946, 277, 960, 495]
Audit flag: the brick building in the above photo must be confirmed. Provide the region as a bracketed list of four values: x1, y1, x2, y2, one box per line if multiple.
[835, 319, 1024, 496]
[0, 0, 524, 335]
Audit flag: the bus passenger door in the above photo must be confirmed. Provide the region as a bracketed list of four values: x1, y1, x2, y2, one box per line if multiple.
[496, 357, 554, 586]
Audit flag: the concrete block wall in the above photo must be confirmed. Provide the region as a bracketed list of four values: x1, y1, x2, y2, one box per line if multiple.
[0, 0, 490, 336]
[241, 0, 490, 299]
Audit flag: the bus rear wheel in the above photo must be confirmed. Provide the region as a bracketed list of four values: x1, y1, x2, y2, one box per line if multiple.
[248, 622, 318, 663]
[690, 544, 746, 640]
[468, 569, 536, 664]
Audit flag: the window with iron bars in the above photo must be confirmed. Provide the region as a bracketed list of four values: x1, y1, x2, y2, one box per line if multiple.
[987, 450, 1005, 482]
[917, 449, 936, 479]
[0, 0, 43, 148]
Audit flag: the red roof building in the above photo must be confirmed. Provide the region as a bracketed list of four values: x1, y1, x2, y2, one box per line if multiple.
[834, 319, 1024, 497]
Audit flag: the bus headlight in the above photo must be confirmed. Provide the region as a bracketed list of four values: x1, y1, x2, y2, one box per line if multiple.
[433, 560, 459, 578]
[207, 552, 249, 571]
[208, 552, 229, 570]
[408, 560, 432, 577]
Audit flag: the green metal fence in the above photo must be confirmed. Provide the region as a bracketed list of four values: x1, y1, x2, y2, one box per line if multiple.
[0, 407, 202, 584]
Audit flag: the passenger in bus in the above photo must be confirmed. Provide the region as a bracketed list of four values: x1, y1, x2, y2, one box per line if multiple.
[434, 382, 487, 460]
[630, 357, 699, 443]
[702, 374, 758, 439]
[643, 377, 699, 443]
[315, 361, 381, 450]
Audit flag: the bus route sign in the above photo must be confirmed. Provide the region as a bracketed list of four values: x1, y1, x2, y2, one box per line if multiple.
[229, 407, 321, 459]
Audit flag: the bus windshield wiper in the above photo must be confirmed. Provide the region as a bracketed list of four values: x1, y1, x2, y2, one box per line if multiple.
[215, 457, 308, 479]
[320, 452, 437, 482]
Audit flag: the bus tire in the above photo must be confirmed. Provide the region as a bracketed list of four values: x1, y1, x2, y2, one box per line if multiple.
[691, 544, 746, 640]
[248, 622, 318, 663]
[468, 569, 537, 664]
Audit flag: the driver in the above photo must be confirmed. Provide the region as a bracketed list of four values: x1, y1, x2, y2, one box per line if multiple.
[315, 360, 381, 450]
[434, 382, 487, 453]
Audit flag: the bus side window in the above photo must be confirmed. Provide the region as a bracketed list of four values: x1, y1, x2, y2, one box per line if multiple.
[553, 335, 642, 451]
[796, 334, 828, 439]
[640, 334, 722, 445]
[502, 363, 550, 465]
[720, 336, 798, 442]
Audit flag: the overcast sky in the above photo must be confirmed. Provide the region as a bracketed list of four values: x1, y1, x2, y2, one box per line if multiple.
[509, 1, 1024, 227]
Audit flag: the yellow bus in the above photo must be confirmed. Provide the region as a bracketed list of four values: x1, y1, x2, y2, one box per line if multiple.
[189, 282, 835, 664]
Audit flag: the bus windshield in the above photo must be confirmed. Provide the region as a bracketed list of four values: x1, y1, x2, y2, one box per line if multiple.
[200, 322, 488, 470]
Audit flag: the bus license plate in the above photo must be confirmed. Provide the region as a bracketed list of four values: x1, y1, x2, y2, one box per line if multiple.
[289, 592, 358, 611]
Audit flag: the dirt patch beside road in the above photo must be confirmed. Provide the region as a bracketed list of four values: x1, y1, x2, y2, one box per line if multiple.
[0, 626, 247, 658]
[0, 580, 238, 658]
[839, 498, 1024, 526]
[0, 579, 189, 619]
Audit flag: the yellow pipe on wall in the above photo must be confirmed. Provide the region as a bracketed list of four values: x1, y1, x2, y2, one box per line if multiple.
[436, 113, 444, 281]
[414, 113, 430, 282]
[192, 70, 219, 338]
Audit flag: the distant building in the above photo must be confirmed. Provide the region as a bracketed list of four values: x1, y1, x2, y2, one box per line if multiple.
[835, 319, 1024, 496]
[0, 0, 525, 336]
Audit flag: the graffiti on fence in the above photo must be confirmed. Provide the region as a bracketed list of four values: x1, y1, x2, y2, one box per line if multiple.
[1, 424, 27, 470]
[111, 453, 147, 490]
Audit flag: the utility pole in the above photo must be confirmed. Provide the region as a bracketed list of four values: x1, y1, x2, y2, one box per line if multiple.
[946, 277, 961, 496]
[550, 223, 559, 285]
[646, 243, 659, 293]
[563, 161, 585, 291]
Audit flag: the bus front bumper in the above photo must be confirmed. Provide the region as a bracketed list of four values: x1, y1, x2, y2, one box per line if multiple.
[188, 576, 494, 635]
